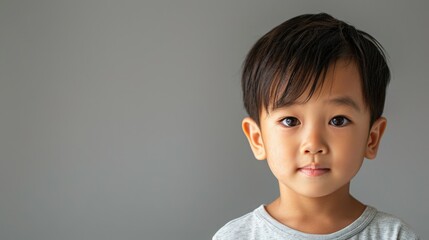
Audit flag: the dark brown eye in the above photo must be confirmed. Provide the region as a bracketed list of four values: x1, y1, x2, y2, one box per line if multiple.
[281, 117, 300, 127]
[329, 116, 350, 127]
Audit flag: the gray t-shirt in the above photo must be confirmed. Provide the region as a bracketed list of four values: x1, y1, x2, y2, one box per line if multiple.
[213, 205, 419, 240]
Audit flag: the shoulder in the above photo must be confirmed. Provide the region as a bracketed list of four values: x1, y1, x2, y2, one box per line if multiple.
[212, 205, 267, 240]
[362, 208, 420, 239]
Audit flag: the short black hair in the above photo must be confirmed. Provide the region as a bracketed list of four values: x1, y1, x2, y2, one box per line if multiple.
[242, 13, 390, 126]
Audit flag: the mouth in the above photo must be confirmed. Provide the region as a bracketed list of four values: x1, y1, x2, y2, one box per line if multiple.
[297, 163, 330, 177]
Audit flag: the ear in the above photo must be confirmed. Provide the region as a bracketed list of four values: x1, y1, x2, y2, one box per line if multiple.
[365, 117, 387, 159]
[242, 117, 266, 160]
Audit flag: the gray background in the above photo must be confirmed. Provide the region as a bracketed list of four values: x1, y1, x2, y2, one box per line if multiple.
[1, 0, 428, 239]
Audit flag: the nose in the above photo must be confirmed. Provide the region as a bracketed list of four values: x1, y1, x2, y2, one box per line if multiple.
[300, 127, 328, 155]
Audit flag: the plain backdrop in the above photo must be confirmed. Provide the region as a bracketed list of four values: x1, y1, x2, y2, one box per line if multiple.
[1, 0, 428, 239]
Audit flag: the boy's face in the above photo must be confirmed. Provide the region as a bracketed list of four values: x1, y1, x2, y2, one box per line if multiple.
[242, 59, 386, 198]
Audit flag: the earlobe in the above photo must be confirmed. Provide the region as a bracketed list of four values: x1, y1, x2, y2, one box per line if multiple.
[242, 117, 266, 160]
[365, 117, 387, 159]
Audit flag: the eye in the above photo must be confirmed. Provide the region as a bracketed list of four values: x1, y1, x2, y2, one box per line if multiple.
[280, 117, 301, 127]
[329, 116, 351, 127]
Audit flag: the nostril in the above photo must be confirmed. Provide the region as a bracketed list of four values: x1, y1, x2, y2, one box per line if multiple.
[305, 149, 324, 154]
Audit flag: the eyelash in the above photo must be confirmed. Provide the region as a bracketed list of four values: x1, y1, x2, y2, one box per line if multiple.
[280, 117, 300, 127]
[329, 116, 351, 127]
[279, 116, 352, 127]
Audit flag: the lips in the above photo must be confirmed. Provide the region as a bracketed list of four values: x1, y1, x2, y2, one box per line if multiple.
[298, 163, 330, 177]
[298, 167, 330, 176]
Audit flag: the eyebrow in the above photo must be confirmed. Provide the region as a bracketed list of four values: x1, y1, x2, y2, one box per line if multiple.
[271, 96, 361, 113]
[326, 96, 361, 112]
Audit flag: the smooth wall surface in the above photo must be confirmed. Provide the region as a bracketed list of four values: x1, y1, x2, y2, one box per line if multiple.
[1, 0, 428, 239]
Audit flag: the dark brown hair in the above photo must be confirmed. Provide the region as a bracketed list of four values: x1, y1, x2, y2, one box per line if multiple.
[242, 13, 390, 126]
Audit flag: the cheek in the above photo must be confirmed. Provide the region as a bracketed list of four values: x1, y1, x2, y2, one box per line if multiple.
[265, 132, 298, 159]
[335, 127, 368, 153]
[264, 135, 298, 175]
[332, 131, 367, 170]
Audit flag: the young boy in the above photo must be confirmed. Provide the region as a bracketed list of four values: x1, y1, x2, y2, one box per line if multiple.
[213, 13, 419, 239]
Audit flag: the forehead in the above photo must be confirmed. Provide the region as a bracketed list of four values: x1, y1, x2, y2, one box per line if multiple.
[267, 58, 366, 113]
[319, 59, 364, 101]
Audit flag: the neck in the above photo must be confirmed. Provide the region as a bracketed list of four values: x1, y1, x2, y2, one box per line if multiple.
[265, 182, 366, 234]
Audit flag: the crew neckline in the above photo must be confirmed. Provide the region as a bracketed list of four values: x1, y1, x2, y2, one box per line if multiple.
[255, 204, 378, 239]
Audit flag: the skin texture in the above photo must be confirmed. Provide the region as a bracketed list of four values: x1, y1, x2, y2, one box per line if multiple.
[242, 59, 387, 234]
